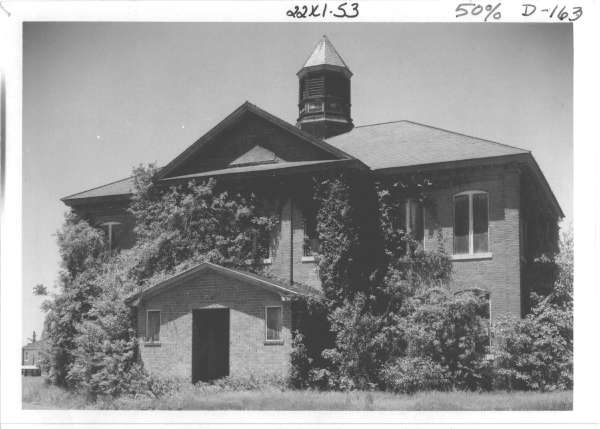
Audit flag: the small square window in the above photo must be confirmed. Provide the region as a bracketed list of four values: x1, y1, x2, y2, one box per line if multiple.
[146, 310, 161, 343]
[265, 307, 282, 342]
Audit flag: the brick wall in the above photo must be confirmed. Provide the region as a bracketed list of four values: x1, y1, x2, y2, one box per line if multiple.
[422, 166, 522, 319]
[136, 271, 292, 381]
[264, 167, 524, 320]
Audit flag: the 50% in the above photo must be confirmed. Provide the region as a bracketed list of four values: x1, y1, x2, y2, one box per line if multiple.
[456, 3, 502, 21]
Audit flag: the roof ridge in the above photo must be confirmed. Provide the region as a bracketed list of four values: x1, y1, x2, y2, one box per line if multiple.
[355, 119, 528, 153]
[354, 120, 409, 129]
[400, 120, 529, 152]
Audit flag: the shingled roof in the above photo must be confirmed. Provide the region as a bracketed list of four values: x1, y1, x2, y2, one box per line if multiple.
[62, 176, 135, 204]
[326, 120, 562, 217]
[326, 120, 529, 172]
[61, 106, 561, 217]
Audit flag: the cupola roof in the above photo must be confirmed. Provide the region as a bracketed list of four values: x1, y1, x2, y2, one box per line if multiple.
[298, 35, 352, 77]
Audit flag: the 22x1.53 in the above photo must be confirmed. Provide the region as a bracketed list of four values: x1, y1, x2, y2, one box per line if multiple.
[286, 2, 359, 19]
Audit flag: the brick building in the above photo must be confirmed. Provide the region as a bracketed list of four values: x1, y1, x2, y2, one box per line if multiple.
[62, 36, 562, 382]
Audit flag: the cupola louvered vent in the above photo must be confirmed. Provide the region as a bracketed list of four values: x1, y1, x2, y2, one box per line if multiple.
[302, 76, 326, 98]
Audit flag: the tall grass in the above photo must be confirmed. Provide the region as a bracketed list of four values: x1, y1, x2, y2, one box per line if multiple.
[22, 377, 572, 411]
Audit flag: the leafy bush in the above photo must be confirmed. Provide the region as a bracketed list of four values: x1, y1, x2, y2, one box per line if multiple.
[379, 357, 450, 393]
[289, 296, 335, 389]
[321, 294, 387, 391]
[398, 288, 491, 390]
[492, 314, 571, 391]
[492, 231, 573, 391]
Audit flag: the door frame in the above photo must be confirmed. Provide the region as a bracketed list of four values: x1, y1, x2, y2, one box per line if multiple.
[191, 307, 230, 383]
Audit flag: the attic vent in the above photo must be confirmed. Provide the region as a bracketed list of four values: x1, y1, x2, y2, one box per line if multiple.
[302, 76, 325, 98]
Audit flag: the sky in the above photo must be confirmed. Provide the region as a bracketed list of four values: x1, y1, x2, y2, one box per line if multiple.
[22, 22, 573, 343]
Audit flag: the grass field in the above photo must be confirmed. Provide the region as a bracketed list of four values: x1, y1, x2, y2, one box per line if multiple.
[22, 376, 572, 411]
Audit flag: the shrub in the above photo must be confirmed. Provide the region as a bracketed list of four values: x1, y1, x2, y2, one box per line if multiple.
[289, 333, 312, 389]
[289, 296, 335, 389]
[492, 230, 573, 391]
[399, 288, 491, 390]
[379, 357, 450, 393]
[322, 294, 387, 391]
[492, 314, 571, 391]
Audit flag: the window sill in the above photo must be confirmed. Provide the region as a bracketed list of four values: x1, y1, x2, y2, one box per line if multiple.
[143, 342, 161, 347]
[244, 258, 272, 266]
[301, 256, 316, 263]
[264, 340, 284, 346]
[451, 252, 493, 261]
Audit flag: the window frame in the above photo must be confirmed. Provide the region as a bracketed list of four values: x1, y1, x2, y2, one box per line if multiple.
[453, 190, 491, 258]
[100, 221, 122, 253]
[145, 309, 161, 345]
[403, 198, 425, 241]
[302, 212, 319, 262]
[264, 305, 283, 344]
[391, 199, 425, 256]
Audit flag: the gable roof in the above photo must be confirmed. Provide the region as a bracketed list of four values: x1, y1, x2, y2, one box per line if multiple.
[299, 35, 352, 76]
[125, 262, 321, 306]
[157, 101, 357, 180]
[62, 176, 136, 205]
[326, 120, 529, 171]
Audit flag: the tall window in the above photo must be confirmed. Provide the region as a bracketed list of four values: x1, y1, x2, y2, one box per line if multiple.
[252, 231, 271, 261]
[265, 306, 282, 342]
[100, 221, 122, 253]
[392, 199, 424, 240]
[454, 191, 489, 255]
[303, 214, 320, 257]
[146, 310, 161, 343]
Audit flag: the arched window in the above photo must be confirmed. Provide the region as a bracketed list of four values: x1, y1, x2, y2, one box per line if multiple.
[453, 191, 489, 255]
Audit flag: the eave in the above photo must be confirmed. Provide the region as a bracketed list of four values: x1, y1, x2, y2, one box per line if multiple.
[125, 262, 320, 307]
[374, 152, 563, 219]
[61, 193, 132, 207]
[159, 159, 364, 185]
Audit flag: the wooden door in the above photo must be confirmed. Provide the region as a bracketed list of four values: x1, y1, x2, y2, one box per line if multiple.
[192, 308, 230, 383]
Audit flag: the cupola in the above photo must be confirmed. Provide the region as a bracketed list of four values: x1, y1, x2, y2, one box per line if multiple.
[296, 36, 353, 139]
